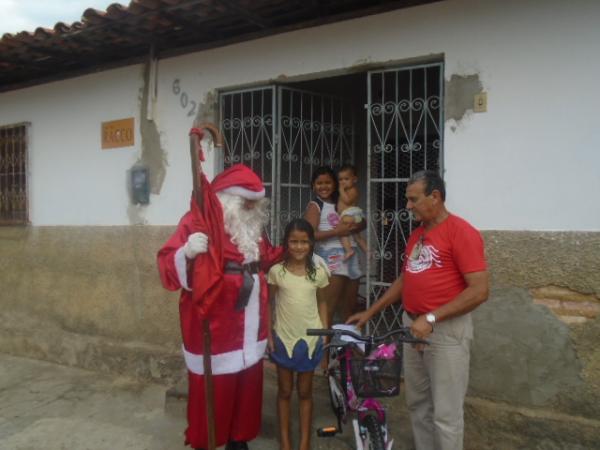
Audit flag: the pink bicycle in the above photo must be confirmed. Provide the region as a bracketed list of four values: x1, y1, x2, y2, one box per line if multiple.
[307, 325, 426, 450]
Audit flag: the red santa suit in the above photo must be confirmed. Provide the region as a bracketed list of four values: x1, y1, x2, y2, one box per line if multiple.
[157, 165, 282, 449]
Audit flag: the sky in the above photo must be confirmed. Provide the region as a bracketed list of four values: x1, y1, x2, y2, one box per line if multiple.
[0, 0, 125, 35]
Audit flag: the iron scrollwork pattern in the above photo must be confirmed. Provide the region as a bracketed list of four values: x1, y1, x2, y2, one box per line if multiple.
[277, 86, 355, 243]
[367, 63, 444, 335]
[220, 86, 355, 245]
[220, 87, 277, 238]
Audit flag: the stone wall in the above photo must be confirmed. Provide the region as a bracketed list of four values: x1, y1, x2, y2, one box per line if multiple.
[483, 231, 600, 297]
[476, 231, 600, 419]
[0, 226, 185, 384]
[1, 227, 599, 445]
[468, 231, 600, 446]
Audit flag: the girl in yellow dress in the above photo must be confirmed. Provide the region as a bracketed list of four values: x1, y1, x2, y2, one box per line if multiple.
[267, 218, 329, 450]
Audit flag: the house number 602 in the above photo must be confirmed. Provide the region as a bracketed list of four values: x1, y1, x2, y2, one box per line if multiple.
[172, 79, 198, 117]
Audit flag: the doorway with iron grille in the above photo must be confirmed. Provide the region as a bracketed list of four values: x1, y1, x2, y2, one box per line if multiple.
[219, 62, 444, 333]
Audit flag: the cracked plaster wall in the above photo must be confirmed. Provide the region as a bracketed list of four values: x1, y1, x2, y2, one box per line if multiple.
[127, 60, 170, 225]
[444, 73, 484, 128]
[138, 59, 167, 196]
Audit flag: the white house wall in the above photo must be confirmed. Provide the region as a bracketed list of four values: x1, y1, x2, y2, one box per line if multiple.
[0, 0, 599, 230]
[0, 66, 143, 225]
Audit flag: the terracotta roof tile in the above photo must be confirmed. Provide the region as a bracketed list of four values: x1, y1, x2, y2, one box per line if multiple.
[0, 0, 441, 92]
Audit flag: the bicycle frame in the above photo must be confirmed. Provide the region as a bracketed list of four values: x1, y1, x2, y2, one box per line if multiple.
[329, 340, 393, 450]
[309, 326, 426, 450]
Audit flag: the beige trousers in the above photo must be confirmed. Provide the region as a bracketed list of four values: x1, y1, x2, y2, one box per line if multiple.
[402, 312, 473, 450]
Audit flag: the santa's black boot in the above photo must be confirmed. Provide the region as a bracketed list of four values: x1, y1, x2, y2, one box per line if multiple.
[225, 441, 249, 450]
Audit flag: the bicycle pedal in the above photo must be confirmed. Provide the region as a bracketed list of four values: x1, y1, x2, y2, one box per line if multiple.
[316, 426, 339, 437]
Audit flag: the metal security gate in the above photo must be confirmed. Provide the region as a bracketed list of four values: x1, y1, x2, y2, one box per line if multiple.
[366, 63, 444, 334]
[220, 86, 355, 245]
[220, 86, 277, 236]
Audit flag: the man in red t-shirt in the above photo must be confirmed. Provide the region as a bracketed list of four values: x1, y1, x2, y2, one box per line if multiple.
[348, 170, 489, 450]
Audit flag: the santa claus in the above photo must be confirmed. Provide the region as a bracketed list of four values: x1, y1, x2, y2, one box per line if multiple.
[157, 164, 283, 450]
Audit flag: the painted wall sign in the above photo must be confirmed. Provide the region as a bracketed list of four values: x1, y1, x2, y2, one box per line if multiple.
[101, 118, 135, 149]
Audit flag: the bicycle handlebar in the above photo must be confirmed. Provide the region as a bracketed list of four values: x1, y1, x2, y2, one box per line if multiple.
[306, 326, 428, 345]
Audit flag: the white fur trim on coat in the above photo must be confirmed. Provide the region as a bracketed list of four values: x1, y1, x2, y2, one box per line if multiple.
[183, 339, 267, 375]
[220, 186, 265, 200]
[243, 274, 261, 364]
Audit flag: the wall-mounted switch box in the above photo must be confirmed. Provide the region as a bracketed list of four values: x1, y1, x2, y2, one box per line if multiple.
[474, 93, 487, 112]
[130, 165, 150, 205]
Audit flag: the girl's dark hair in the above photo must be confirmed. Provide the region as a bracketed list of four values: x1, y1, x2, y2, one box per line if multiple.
[282, 218, 317, 281]
[311, 166, 338, 203]
[311, 166, 337, 189]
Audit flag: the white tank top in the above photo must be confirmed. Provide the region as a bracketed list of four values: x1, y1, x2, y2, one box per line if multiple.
[312, 199, 342, 251]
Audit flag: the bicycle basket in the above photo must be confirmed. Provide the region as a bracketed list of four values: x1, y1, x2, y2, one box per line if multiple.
[348, 357, 402, 397]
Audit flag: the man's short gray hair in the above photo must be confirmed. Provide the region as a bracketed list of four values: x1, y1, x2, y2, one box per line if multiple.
[408, 170, 446, 201]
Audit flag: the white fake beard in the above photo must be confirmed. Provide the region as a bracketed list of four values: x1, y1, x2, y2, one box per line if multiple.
[217, 192, 270, 262]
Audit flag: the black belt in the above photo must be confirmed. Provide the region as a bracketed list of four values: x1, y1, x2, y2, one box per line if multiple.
[224, 261, 260, 274]
[224, 261, 261, 310]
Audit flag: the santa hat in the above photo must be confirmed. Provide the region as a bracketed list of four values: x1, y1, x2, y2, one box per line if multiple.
[211, 164, 265, 200]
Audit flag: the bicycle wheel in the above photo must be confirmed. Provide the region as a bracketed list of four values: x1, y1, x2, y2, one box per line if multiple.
[361, 414, 386, 450]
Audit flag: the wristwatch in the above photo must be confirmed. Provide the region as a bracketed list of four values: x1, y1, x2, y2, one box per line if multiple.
[425, 313, 436, 329]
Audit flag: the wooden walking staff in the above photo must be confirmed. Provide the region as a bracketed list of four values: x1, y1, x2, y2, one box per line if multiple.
[189, 122, 224, 450]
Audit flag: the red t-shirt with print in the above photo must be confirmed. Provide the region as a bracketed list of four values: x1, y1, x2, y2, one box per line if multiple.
[402, 214, 487, 314]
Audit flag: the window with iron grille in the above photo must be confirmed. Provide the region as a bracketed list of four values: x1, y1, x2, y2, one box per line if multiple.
[0, 123, 29, 224]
